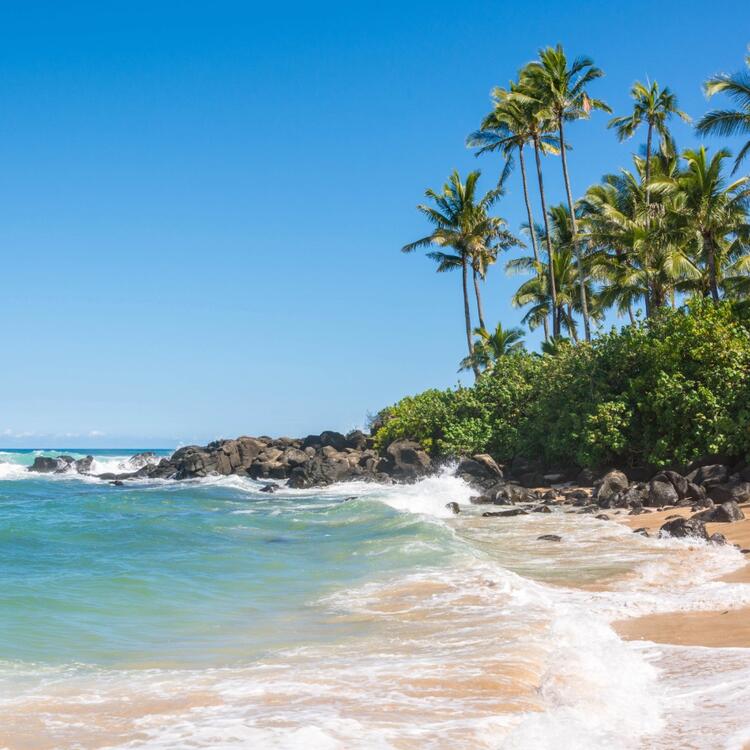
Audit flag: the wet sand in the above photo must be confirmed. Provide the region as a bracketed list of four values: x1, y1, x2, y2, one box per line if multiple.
[614, 503, 750, 647]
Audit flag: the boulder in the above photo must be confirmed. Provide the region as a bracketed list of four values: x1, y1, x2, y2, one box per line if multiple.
[709, 533, 727, 545]
[518, 471, 545, 488]
[659, 517, 709, 540]
[647, 479, 679, 507]
[128, 451, 158, 469]
[687, 464, 730, 488]
[596, 470, 629, 508]
[345, 430, 369, 451]
[472, 454, 503, 478]
[692, 500, 745, 523]
[319, 431, 347, 451]
[445, 502, 460, 515]
[28, 456, 60, 473]
[707, 481, 750, 505]
[75, 455, 95, 474]
[384, 440, 431, 480]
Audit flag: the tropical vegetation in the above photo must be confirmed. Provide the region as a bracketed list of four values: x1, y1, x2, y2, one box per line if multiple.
[389, 45, 750, 470]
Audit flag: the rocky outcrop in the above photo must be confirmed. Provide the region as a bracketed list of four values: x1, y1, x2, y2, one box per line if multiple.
[692, 500, 745, 523]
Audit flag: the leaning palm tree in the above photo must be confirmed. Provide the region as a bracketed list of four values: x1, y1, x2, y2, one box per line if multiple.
[459, 323, 525, 372]
[402, 170, 506, 379]
[673, 147, 750, 300]
[697, 50, 750, 173]
[520, 45, 611, 342]
[608, 80, 691, 192]
[467, 88, 559, 339]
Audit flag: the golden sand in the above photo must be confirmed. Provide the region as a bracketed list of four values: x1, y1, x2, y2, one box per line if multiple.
[614, 503, 750, 647]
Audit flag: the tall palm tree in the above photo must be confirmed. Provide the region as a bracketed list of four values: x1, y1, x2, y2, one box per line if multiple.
[608, 80, 691, 192]
[402, 170, 504, 379]
[459, 323, 525, 372]
[674, 147, 750, 300]
[521, 45, 611, 342]
[697, 50, 750, 173]
[508, 204, 601, 340]
[467, 88, 559, 339]
[469, 221, 520, 330]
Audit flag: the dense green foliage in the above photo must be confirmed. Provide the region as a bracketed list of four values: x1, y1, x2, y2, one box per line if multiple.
[375, 302, 750, 470]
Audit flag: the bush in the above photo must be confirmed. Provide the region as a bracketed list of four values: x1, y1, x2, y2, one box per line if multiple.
[374, 301, 750, 470]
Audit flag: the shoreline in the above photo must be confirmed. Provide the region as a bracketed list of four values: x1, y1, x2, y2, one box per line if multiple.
[614, 504, 750, 647]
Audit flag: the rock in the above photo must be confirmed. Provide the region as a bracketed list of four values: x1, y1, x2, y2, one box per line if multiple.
[319, 431, 347, 451]
[575, 468, 598, 487]
[633, 527, 650, 537]
[482, 508, 529, 517]
[652, 470, 689, 499]
[469, 494, 497, 505]
[687, 464, 730, 488]
[28, 456, 59, 473]
[709, 533, 727, 545]
[259, 484, 277, 493]
[707, 481, 750, 504]
[74, 455, 95, 474]
[110, 480, 124, 486]
[537, 534, 562, 542]
[595, 514, 610, 520]
[596, 470, 629, 508]
[518, 471, 545, 488]
[532, 504, 552, 513]
[445, 502, 460, 515]
[647, 479, 679, 507]
[692, 500, 745, 523]
[128, 451, 158, 469]
[472, 454, 504, 478]
[385, 440, 431, 481]
[345, 430, 369, 451]
[628, 504, 644, 515]
[659, 517, 709, 540]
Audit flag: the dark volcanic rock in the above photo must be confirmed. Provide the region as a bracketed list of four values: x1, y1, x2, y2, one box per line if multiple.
[707, 481, 750, 505]
[259, 484, 278, 494]
[596, 470, 629, 508]
[445, 501, 460, 515]
[482, 508, 529, 517]
[687, 464, 730, 488]
[29, 456, 61, 473]
[384, 439, 431, 481]
[647, 478, 679, 507]
[537, 534, 562, 542]
[709, 532, 727, 545]
[659, 517, 709, 540]
[75, 455, 95, 474]
[692, 500, 745, 523]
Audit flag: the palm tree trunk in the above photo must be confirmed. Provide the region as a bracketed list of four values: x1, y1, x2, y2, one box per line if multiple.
[462, 256, 479, 379]
[533, 138, 559, 337]
[519, 144, 549, 342]
[472, 265, 487, 330]
[627, 303, 636, 326]
[644, 121, 654, 317]
[567, 305, 578, 342]
[558, 118, 591, 342]
[706, 239, 720, 302]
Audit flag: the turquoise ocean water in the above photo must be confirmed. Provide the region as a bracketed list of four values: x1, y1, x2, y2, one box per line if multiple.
[1, 448, 750, 749]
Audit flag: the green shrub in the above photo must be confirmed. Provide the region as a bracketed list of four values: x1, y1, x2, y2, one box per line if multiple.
[374, 301, 750, 470]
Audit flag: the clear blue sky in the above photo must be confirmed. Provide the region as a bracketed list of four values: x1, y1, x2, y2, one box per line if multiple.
[1, 0, 748, 447]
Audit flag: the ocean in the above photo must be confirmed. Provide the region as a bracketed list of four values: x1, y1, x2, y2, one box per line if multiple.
[1, 448, 750, 749]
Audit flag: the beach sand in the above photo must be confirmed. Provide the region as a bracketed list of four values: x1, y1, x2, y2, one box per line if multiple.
[614, 503, 750, 647]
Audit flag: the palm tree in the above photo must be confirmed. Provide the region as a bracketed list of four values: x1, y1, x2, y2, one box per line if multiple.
[697, 50, 750, 173]
[467, 88, 559, 339]
[521, 45, 611, 342]
[508, 204, 601, 340]
[402, 170, 505, 379]
[608, 80, 691, 192]
[674, 147, 750, 300]
[582, 153, 700, 314]
[459, 323, 525, 372]
[469, 221, 520, 330]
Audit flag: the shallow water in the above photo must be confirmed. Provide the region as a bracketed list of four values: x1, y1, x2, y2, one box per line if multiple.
[1, 449, 749, 749]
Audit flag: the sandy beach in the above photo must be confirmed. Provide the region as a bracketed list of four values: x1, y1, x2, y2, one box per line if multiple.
[614, 503, 750, 647]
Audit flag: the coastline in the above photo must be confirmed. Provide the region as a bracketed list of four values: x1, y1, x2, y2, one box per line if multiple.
[614, 504, 750, 647]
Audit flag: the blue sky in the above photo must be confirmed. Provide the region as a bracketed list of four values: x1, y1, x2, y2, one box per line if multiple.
[1, 0, 748, 446]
